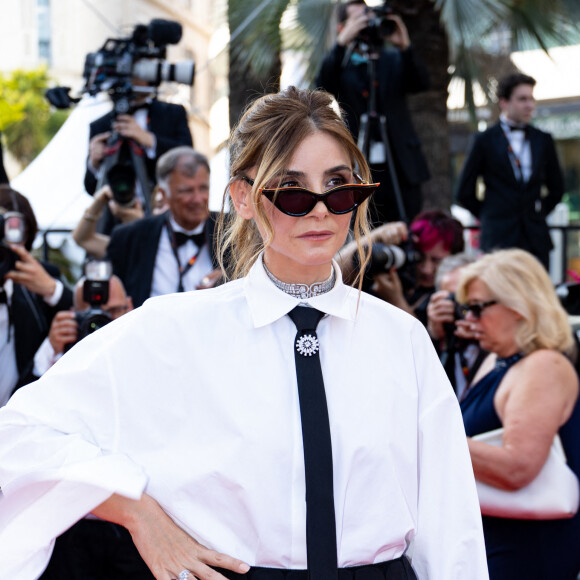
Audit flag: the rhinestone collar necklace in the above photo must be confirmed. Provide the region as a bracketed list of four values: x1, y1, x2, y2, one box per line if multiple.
[263, 258, 336, 299]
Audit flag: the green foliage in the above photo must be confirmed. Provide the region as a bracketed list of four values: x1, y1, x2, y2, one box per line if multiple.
[0, 67, 69, 168]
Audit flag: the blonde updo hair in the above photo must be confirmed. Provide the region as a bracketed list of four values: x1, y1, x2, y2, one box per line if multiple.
[217, 86, 372, 286]
[456, 249, 573, 355]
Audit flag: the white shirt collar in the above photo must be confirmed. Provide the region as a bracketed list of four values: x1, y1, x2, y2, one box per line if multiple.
[168, 214, 205, 236]
[244, 254, 358, 328]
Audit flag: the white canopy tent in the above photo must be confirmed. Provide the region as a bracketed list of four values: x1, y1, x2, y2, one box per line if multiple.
[11, 94, 112, 232]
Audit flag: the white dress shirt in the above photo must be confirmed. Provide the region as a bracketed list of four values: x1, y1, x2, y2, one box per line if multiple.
[0, 258, 489, 579]
[150, 215, 213, 296]
[500, 114, 532, 183]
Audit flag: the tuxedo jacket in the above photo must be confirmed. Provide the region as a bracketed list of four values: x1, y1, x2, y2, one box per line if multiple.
[83, 100, 193, 196]
[455, 122, 564, 265]
[316, 44, 431, 186]
[11, 264, 73, 391]
[106, 212, 220, 308]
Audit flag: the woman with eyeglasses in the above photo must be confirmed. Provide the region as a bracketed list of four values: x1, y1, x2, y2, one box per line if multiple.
[456, 248, 580, 580]
[0, 88, 488, 580]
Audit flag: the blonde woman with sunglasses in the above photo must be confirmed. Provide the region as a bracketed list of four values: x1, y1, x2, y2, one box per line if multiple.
[457, 248, 580, 579]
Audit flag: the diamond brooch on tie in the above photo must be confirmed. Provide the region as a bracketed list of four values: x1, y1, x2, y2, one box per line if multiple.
[296, 334, 320, 356]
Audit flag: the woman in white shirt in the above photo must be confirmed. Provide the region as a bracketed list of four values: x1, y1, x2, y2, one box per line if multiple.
[0, 87, 488, 580]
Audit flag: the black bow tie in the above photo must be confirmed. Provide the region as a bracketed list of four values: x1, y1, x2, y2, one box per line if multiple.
[174, 231, 205, 248]
[508, 124, 528, 133]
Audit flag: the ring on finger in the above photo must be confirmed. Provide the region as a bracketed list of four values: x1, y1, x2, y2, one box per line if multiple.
[178, 570, 191, 580]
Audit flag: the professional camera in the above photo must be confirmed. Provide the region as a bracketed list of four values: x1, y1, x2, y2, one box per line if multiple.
[365, 239, 422, 276]
[359, 239, 422, 292]
[74, 261, 113, 343]
[0, 210, 26, 279]
[358, 2, 396, 48]
[82, 19, 195, 114]
[442, 292, 464, 338]
[46, 19, 195, 208]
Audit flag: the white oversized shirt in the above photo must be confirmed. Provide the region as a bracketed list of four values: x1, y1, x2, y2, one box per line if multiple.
[0, 258, 489, 579]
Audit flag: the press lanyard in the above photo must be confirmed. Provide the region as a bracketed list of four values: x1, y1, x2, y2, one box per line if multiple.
[164, 220, 204, 293]
[502, 126, 529, 184]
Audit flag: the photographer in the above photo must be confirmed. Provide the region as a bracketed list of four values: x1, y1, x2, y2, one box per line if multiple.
[33, 273, 133, 377]
[84, 82, 192, 234]
[368, 210, 464, 325]
[316, 0, 430, 225]
[426, 253, 487, 399]
[336, 219, 408, 284]
[0, 186, 73, 405]
[82, 21, 195, 234]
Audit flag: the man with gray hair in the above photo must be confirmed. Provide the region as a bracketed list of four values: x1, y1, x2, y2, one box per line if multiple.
[106, 146, 219, 307]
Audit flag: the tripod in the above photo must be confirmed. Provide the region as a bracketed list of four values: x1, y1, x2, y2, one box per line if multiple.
[355, 45, 408, 224]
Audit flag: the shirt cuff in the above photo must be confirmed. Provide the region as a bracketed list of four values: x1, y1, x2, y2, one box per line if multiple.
[33, 338, 61, 377]
[44, 279, 63, 307]
[145, 134, 157, 159]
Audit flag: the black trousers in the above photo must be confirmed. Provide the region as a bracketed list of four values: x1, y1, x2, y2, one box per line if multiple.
[39, 519, 154, 580]
[40, 519, 417, 580]
[216, 556, 417, 579]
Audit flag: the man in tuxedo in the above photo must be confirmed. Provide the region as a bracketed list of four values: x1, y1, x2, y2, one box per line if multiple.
[455, 73, 564, 270]
[316, 0, 431, 225]
[107, 147, 219, 308]
[0, 187, 72, 406]
[84, 81, 193, 233]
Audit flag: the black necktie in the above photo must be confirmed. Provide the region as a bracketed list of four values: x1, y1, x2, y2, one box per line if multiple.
[174, 231, 205, 248]
[0, 288, 7, 304]
[287, 306, 338, 579]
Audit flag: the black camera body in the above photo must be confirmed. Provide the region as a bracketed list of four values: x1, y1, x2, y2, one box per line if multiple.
[0, 211, 26, 280]
[359, 239, 422, 293]
[70, 262, 113, 347]
[359, 2, 396, 47]
[443, 292, 464, 335]
[366, 239, 422, 275]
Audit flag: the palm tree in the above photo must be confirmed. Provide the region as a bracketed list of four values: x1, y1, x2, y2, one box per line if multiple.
[227, 0, 580, 210]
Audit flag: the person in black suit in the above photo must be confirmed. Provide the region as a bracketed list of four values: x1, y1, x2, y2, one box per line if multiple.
[0, 186, 72, 405]
[316, 0, 431, 225]
[455, 73, 564, 270]
[106, 147, 220, 308]
[84, 83, 193, 233]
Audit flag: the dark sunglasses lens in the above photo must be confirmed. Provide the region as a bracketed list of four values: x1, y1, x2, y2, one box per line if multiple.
[276, 190, 315, 216]
[327, 188, 359, 213]
[466, 305, 482, 318]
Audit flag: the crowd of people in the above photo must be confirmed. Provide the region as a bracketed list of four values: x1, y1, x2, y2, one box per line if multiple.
[0, 1, 579, 579]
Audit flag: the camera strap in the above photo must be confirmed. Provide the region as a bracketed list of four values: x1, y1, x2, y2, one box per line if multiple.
[0, 285, 13, 343]
[165, 220, 205, 292]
